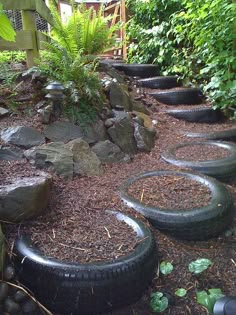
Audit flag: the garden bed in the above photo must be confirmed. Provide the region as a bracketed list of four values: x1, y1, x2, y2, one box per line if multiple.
[1, 80, 236, 315]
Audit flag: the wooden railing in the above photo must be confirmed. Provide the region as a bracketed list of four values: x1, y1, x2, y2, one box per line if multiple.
[104, 0, 127, 59]
[0, 0, 54, 67]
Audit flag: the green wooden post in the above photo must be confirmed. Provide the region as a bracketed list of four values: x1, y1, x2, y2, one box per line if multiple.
[21, 9, 39, 68]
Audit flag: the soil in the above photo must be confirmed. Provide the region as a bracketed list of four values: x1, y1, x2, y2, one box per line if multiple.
[175, 144, 231, 161]
[1, 72, 236, 315]
[127, 175, 211, 210]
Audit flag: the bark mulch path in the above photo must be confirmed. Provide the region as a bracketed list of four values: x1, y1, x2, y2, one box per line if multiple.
[1, 83, 236, 315]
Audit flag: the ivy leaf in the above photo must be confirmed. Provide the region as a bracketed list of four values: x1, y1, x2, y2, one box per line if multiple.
[150, 292, 169, 313]
[175, 288, 187, 297]
[196, 289, 224, 314]
[160, 261, 174, 275]
[188, 258, 212, 274]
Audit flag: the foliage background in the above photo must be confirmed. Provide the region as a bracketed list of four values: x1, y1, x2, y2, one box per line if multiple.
[126, 0, 236, 110]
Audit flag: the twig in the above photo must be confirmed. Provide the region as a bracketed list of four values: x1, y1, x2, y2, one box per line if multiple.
[231, 258, 236, 267]
[140, 189, 144, 202]
[104, 226, 111, 238]
[58, 242, 86, 251]
[0, 280, 53, 315]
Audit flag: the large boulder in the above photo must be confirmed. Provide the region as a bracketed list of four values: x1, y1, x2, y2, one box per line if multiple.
[92, 140, 130, 163]
[44, 121, 85, 143]
[24, 142, 74, 179]
[107, 116, 137, 155]
[83, 116, 109, 144]
[133, 122, 157, 152]
[0, 172, 52, 223]
[1, 126, 45, 149]
[109, 82, 132, 111]
[65, 139, 104, 176]
[0, 146, 24, 161]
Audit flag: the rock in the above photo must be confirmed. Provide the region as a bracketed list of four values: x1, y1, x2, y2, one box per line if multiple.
[14, 290, 28, 303]
[44, 121, 84, 143]
[3, 266, 15, 281]
[4, 297, 21, 314]
[24, 142, 74, 179]
[1, 126, 45, 149]
[112, 110, 130, 121]
[65, 139, 104, 176]
[104, 118, 115, 128]
[0, 146, 24, 161]
[0, 172, 52, 223]
[92, 140, 130, 163]
[133, 111, 153, 129]
[0, 283, 9, 302]
[133, 122, 156, 152]
[83, 116, 108, 144]
[109, 82, 132, 111]
[132, 101, 150, 114]
[0, 107, 9, 117]
[107, 68, 126, 84]
[107, 116, 137, 155]
[37, 105, 52, 124]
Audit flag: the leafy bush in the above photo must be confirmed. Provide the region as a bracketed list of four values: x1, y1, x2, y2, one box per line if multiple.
[0, 51, 26, 63]
[126, 0, 236, 111]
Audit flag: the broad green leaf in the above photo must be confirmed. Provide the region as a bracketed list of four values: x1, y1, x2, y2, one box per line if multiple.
[160, 261, 174, 275]
[175, 288, 187, 297]
[196, 289, 224, 315]
[0, 8, 16, 42]
[150, 292, 169, 313]
[188, 258, 212, 274]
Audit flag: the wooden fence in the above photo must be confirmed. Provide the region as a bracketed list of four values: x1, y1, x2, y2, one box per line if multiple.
[0, 0, 54, 68]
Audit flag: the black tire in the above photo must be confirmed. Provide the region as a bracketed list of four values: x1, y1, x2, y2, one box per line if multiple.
[13, 211, 157, 315]
[110, 62, 126, 71]
[184, 128, 236, 141]
[161, 141, 236, 181]
[119, 64, 160, 78]
[119, 170, 234, 240]
[149, 87, 204, 105]
[137, 76, 182, 89]
[165, 107, 223, 123]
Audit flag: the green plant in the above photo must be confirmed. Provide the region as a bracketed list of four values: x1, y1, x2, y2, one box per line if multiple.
[151, 258, 222, 313]
[150, 292, 169, 313]
[160, 261, 174, 275]
[188, 258, 212, 274]
[0, 2, 16, 41]
[197, 288, 225, 315]
[0, 51, 26, 63]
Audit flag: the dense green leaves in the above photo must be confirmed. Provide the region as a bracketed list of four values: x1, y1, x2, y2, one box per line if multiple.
[126, 0, 236, 111]
[160, 261, 174, 275]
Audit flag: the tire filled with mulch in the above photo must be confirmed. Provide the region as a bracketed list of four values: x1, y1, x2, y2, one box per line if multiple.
[13, 211, 157, 315]
[119, 170, 234, 240]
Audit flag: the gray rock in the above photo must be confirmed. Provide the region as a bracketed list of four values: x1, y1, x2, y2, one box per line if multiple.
[92, 140, 129, 163]
[44, 121, 84, 143]
[134, 122, 156, 152]
[107, 116, 137, 155]
[1, 126, 45, 149]
[24, 142, 74, 179]
[37, 105, 52, 124]
[104, 118, 115, 128]
[65, 138, 104, 176]
[109, 82, 132, 111]
[83, 116, 108, 144]
[0, 146, 24, 161]
[0, 172, 52, 222]
[107, 68, 126, 84]
[0, 107, 9, 117]
[112, 110, 130, 121]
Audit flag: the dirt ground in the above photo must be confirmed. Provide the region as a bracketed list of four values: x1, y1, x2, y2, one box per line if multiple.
[1, 73, 236, 315]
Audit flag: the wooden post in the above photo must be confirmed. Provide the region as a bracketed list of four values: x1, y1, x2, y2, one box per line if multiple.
[120, 0, 127, 60]
[21, 10, 39, 68]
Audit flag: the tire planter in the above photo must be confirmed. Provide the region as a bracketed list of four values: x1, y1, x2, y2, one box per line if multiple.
[184, 128, 236, 142]
[149, 87, 204, 105]
[118, 64, 160, 78]
[110, 62, 126, 71]
[165, 107, 223, 123]
[161, 141, 236, 181]
[13, 211, 157, 315]
[119, 170, 234, 240]
[137, 76, 182, 89]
